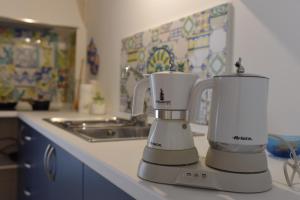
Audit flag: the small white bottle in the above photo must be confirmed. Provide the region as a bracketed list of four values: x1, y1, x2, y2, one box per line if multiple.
[78, 84, 93, 114]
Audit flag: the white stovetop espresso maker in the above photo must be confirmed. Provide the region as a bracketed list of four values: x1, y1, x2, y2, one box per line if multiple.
[132, 59, 272, 193]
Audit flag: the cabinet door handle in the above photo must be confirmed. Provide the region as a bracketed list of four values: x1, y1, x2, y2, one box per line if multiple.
[24, 189, 31, 197]
[47, 146, 56, 182]
[43, 144, 51, 179]
[24, 136, 32, 142]
[24, 162, 32, 169]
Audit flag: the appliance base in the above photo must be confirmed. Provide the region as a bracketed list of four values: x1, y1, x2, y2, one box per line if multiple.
[142, 146, 199, 165]
[205, 147, 268, 173]
[138, 158, 272, 193]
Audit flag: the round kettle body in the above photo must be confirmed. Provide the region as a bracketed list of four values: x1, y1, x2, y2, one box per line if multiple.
[208, 75, 269, 150]
[188, 73, 269, 152]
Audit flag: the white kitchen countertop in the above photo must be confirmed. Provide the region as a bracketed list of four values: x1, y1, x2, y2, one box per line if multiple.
[4, 111, 299, 200]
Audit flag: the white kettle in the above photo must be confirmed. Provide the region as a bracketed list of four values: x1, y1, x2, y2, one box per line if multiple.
[189, 58, 269, 173]
[189, 58, 269, 151]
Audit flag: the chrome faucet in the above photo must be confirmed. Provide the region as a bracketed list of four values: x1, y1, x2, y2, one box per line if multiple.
[131, 113, 148, 126]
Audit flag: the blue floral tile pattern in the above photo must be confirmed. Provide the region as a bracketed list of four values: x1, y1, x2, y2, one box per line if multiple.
[34, 66, 57, 100]
[14, 68, 36, 86]
[0, 64, 17, 101]
[14, 44, 38, 68]
[0, 26, 75, 103]
[0, 44, 13, 65]
[120, 3, 233, 125]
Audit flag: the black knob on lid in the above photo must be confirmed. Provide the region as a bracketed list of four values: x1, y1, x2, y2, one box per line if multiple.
[235, 57, 245, 74]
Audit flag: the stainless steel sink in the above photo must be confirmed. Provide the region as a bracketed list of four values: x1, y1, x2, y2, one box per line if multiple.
[44, 117, 150, 142]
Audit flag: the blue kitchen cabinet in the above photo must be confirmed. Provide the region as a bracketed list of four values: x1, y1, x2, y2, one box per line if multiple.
[18, 121, 83, 200]
[84, 165, 135, 200]
[47, 142, 83, 200]
[19, 120, 134, 200]
[18, 121, 50, 200]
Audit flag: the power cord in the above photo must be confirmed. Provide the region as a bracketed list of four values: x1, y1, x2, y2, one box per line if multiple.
[0, 143, 17, 154]
[269, 134, 300, 187]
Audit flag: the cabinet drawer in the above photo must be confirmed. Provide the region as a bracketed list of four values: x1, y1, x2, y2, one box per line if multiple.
[19, 124, 39, 157]
[18, 122, 51, 200]
[19, 187, 32, 200]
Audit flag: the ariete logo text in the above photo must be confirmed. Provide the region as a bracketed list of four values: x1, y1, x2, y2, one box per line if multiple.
[232, 136, 253, 141]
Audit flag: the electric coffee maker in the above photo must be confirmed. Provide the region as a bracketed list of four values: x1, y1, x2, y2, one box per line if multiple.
[132, 59, 272, 193]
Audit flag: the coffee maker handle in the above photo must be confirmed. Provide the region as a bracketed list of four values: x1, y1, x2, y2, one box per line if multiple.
[132, 77, 150, 116]
[188, 79, 214, 124]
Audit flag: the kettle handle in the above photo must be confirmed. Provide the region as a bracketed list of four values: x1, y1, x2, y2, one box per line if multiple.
[188, 79, 214, 124]
[132, 77, 150, 116]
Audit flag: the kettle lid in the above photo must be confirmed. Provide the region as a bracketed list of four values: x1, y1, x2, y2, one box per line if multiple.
[214, 58, 269, 79]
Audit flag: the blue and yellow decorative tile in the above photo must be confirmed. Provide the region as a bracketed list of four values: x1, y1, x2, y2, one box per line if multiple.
[0, 44, 13, 65]
[182, 16, 195, 37]
[119, 3, 233, 124]
[13, 44, 38, 68]
[208, 53, 226, 76]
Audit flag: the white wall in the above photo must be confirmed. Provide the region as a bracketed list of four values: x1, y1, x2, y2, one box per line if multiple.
[86, 0, 300, 135]
[232, 0, 300, 135]
[0, 0, 87, 84]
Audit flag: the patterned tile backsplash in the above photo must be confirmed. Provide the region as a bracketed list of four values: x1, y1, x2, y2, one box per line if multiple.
[0, 25, 76, 104]
[120, 3, 233, 125]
